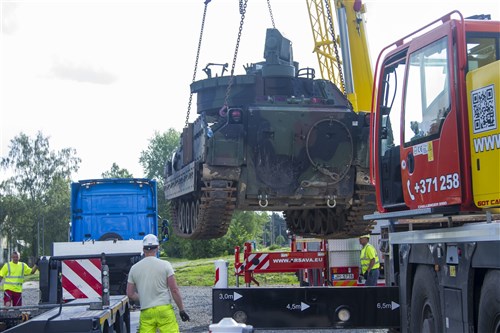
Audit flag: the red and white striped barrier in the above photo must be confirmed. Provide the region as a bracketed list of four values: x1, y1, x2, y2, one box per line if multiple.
[242, 253, 270, 271]
[61, 258, 102, 300]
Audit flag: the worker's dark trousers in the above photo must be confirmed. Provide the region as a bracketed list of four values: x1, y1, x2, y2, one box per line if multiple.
[366, 269, 380, 286]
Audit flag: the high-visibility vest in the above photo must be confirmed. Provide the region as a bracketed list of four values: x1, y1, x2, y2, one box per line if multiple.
[2, 262, 30, 293]
[360, 243, 380, 274]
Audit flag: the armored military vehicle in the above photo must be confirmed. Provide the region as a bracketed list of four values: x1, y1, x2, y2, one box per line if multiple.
[164, 29, 375, 240]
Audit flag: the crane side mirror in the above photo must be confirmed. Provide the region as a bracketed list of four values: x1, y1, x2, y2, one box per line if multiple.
[159, 219, 170, 242]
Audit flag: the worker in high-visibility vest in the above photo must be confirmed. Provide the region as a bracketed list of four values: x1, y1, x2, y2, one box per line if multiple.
[359, 234, 380, 286]
[0, 251, 38, 306]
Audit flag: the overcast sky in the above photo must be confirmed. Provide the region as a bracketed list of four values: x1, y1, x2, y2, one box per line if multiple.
[1, 0, 498, 181]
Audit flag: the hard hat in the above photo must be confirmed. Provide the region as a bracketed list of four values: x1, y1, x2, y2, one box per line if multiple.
[359, 234, 370, 239]
[143, 234, 159, 248]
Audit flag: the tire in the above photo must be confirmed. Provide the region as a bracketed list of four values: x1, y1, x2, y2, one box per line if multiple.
[410, 265, 443, 333]
[115, 310, 131, 333]
[478, 270, 500, 332]
[102, 321, 110, 333]
[124, 307, 131, 333]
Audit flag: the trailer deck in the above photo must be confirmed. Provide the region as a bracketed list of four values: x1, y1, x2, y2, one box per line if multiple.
[3, 296, 129, 333]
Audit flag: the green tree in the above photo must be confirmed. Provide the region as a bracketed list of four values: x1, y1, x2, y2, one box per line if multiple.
[139, 129, 181, 255]
[275, 234, 286, 246]
[40, 176, 71, 254]
[0, 132, 80, 257]
[101, 163, 133, 178]
[0, 194, 26, 257]
[139, 129, 180, 180]
[226, 211, 269, 249]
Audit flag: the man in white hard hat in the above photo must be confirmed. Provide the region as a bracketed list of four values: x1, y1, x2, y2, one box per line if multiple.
[359, 234, 380, 286]
[127, 234, 189, 332]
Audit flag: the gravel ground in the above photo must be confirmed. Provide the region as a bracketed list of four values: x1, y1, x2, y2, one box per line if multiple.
[19, 283, 387, 333]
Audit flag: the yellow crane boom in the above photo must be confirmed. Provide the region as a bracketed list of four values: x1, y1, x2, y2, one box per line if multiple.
[306, 0, 373, 112]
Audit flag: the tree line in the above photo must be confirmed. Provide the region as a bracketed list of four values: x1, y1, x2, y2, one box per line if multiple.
[0, 131, 288, 262]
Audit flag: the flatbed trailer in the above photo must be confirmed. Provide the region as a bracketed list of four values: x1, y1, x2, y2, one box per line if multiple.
[3, 295, 130, 333]
[0, 252, 134, 332]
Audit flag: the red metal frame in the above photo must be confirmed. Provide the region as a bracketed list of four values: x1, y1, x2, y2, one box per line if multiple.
[234, 241, 329, 286]
[234, 239, 385, 287]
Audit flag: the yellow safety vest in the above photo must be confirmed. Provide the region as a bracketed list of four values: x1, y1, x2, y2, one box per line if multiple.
[1, 262, 31, 293]
[360, 243, 380, 274]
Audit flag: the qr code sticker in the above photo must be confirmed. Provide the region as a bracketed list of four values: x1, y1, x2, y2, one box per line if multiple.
[471, 84, 496, 134]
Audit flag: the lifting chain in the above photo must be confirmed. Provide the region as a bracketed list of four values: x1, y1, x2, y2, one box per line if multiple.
[266, 0, 276, 29]
[221, 0, 248, 115]
[185, 0, 211, 128]
[324, 0, 346, 96]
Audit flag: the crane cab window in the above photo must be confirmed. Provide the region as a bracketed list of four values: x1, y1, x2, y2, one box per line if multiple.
[404, 37, 450, 146]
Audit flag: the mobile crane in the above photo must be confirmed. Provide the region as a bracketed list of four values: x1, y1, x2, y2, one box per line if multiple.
[367, 10, 500, 332]
[213, 8, 500, 333]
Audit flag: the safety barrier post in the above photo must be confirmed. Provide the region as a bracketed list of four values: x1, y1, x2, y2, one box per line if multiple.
[243, 242, 252, 286]
[234, 246, 241, 287]
[214, 259, 229, 288]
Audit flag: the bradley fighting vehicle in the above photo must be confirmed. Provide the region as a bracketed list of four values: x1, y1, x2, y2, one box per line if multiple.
[164, 28, 375, 240]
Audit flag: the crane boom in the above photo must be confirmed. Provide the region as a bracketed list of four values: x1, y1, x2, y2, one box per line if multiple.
[306, 0, 373, 112]
[306, 0, 343, 87]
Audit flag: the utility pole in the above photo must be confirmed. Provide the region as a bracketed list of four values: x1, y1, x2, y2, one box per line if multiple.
[37, 217, 40, 257]
[278, 217, 282, 238]
[270, 214, 274, 245]
[42, 215, 45, 255]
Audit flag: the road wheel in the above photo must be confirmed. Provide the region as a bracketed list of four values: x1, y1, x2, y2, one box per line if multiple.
[478, 270, 500, 332]
[102, 320, 111, 333]
[410, 265, 443, 333]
